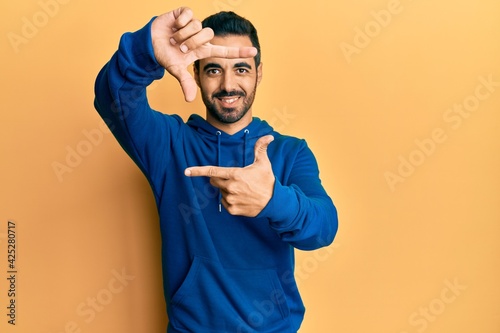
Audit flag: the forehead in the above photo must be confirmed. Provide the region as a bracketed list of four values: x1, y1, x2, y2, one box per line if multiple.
[200, 34, 255, 67]
[210, 34, 253, 47]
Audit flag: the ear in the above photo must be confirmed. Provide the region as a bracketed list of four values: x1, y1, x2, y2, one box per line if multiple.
[256, 62, 263, 86]
[193, 64, 201, 88]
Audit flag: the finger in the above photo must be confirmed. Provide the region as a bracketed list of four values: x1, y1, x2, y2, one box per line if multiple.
[169, 19, 204, 47]
[184, 166, 233, 179]
[171, 7, 194, 30]
[253, 135, 274, 164]
[209, 177, 228, 190]
[196, 44, 258, 60]
[174, 27, 214, 54]
[151, 8, 195, 51]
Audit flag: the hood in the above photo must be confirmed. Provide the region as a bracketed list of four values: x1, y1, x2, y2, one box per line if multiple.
[186, 114, 274, 166]
[186, 114, 274, 142]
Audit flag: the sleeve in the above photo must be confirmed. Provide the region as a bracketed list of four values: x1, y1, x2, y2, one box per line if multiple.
[257, 141, 338, 251]
[93, 18, 183, 196]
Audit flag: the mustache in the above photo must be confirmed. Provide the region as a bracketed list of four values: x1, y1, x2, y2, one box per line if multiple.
[212, 90, 245, 99]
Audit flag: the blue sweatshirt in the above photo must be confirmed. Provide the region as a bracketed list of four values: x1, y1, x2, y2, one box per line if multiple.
[94, 18, 338, 333]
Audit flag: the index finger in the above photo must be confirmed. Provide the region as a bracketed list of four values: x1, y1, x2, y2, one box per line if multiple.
[196, 44, 258, 60]
[184, 166, 233, 179]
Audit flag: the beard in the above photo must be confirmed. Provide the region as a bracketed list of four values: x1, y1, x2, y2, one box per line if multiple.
[201, 83, 257, 124]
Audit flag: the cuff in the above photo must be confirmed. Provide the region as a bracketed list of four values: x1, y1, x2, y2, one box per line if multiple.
[257, 178, 300, 228]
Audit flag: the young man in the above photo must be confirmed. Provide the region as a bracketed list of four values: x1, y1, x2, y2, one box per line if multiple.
[94, 7, 338, 333]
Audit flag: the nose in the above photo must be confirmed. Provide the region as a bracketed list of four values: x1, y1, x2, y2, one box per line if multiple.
[220, 71, 238, 92]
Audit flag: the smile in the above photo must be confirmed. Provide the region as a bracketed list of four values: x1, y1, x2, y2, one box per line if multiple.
[217, 96, 241, 105]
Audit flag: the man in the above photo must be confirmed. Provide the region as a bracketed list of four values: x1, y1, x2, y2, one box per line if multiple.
[94, 7, 338, 333]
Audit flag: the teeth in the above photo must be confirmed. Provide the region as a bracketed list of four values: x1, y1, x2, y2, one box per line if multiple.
[221, 97, 238, 104]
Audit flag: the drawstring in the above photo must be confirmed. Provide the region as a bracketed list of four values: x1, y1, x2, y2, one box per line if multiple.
[215, 129, 249, 213]
[243, 129, 250, 167]
[216, 131, 222, 212]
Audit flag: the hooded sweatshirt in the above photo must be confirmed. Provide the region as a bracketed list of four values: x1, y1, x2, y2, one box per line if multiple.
[94, 18, 338, 333]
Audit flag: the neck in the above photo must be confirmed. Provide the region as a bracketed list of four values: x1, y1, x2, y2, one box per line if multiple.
[206, 111, 253, 135]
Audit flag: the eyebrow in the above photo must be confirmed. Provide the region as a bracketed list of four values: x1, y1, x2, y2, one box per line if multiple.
[203, 63, 222, 71]
[203, 62, 253, 71]
[234, 62, 252, 70]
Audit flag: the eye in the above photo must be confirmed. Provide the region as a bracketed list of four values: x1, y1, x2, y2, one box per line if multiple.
[236, 68, 250, 74]
[206, 68, 221, 76]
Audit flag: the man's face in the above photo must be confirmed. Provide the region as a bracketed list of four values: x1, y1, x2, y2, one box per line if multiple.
[195, 35, 262, 125]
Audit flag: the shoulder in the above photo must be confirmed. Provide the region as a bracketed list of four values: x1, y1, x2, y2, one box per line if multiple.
[153, 112, 186, 128]
[270, 131, 308, 152]
[267, 131, 315, 167]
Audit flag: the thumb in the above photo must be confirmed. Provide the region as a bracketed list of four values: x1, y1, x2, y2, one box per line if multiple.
[167, 65, 198, 102]
[253, 135, 274, 165]
[179, 75, 198, 102]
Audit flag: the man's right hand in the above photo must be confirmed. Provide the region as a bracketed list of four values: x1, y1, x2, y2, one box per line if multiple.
[151, 7, 258, 102]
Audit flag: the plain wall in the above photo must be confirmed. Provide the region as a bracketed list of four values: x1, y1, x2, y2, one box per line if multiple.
[1, 0, 499, 332]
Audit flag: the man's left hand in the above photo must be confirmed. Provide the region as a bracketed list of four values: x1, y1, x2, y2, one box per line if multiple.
[185, 135, 275, 217]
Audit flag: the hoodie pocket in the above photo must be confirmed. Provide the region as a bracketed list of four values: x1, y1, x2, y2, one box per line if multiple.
[170, 256, 291, 332]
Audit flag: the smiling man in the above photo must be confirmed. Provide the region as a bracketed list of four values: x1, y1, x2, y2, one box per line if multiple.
[193, 14, 262, 134]
[197, 50, 260, 127]
[94, 7, 338, 333]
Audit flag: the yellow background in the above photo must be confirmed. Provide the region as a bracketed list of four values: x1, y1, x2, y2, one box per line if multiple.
[1, 0, 499, 332]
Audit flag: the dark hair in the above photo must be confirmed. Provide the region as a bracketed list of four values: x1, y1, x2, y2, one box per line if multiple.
[194, 11, 261, 70]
